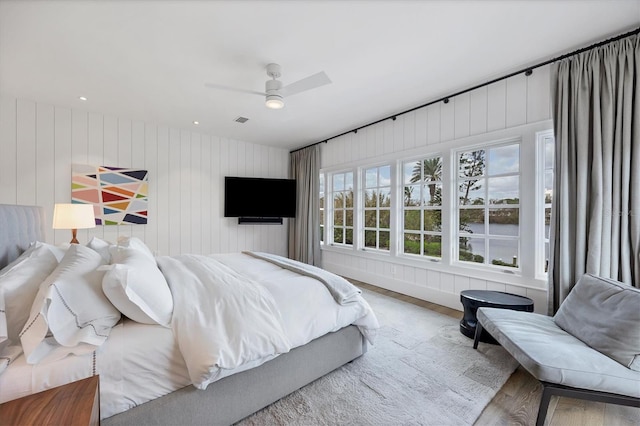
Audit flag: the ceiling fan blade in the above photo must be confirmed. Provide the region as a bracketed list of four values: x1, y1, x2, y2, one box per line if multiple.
[204, 82, 265, 97]
[280, 71, 331, 97]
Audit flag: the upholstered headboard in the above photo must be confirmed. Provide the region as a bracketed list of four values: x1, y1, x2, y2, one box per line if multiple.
[0, 204, 46, 269]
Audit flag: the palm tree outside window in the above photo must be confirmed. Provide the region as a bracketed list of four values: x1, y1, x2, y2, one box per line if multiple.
[402, 156, 443, 258]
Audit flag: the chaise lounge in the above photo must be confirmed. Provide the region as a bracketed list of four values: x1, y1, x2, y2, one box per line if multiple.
[474, 273, 640, 426]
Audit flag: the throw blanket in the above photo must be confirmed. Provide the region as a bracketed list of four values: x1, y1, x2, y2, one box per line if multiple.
[156, 255, 291, 390]
[243, 251, 361, 304]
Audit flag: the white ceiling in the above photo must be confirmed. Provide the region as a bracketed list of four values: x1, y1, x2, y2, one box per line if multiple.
[1, 1, 639, 151]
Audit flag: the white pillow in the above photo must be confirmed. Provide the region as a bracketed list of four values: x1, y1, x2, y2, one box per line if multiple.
[0, 345, 22, 376]
[0, 242, 60, 351]
[102, 246, 173, 326]
[46, 244, 67, 262]
[116, 236, 155, 261]
[20, 244, 121, 364]
[87, 236, 113, 264]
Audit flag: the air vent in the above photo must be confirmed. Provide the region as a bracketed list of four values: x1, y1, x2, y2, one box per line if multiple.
[234, 116, 249, 123]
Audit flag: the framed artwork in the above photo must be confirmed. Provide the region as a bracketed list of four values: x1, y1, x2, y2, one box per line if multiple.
[72, 164, 148, 225]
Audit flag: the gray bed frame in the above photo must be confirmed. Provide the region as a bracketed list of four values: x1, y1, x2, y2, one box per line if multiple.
[0, 204, 367, 425]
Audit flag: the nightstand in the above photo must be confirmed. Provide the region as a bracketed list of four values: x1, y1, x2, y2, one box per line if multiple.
[0, 375, 99, 426]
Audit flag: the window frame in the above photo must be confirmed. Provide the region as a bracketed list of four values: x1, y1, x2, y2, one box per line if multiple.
[360, 163, 393, 252]
[400, 154, 444, 260]
[318, 121, 554, 288]
[535, 130, 555, 279]
[454, 139, 522, 272]
[327, 170, 354, 247]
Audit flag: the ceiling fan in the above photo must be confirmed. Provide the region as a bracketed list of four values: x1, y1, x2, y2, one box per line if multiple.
[205, 63, 331, 109]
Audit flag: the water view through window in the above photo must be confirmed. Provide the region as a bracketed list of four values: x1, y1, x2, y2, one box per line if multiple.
[457, 143, 521, 268]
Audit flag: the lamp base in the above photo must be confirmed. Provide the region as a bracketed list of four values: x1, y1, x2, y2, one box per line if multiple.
[70, 228, 79, 244]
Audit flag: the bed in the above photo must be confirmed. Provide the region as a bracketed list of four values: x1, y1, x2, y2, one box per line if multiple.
[0, 204, 378, 425]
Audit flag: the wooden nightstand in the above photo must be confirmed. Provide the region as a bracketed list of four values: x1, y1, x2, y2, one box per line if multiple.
[0, 375, 99, 426]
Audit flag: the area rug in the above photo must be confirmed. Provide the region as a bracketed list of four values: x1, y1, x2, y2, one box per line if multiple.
[238, 288, 519, 425]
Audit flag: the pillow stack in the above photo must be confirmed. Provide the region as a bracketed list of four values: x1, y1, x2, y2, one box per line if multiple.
[0, 242, 61, 354]
[20, 244, 121, 364]
[0, 235, 174, 370]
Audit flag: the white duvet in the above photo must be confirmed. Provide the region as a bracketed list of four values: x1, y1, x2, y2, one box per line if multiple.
[157, 252, 379, 390]
[157, 254, 291, 389]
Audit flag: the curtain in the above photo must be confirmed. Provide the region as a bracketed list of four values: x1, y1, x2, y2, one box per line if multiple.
[288, 145, 321, 266]
[548, 34, 639, 313]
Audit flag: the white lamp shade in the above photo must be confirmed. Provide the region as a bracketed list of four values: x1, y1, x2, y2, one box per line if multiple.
[52, 203, 96, 229]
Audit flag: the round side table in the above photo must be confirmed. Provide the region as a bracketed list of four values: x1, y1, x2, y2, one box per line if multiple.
[460, 290, 534, 344]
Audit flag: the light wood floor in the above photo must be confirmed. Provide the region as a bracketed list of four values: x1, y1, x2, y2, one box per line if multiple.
[352, 280, 640, 426]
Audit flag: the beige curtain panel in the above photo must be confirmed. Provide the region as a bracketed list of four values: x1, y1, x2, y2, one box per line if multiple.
[288, 145, 321, 266]
[548, 33, 639, 313]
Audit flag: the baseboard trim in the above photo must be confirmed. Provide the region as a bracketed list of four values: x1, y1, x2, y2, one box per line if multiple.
[324, 261, 463, 312]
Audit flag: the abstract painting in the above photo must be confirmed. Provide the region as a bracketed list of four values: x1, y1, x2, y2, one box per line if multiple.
[72, 164, 148, 225]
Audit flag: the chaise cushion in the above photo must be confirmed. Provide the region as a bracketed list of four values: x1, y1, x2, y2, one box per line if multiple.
[477, 307, 640, 398]
[553, 274, 640, 371]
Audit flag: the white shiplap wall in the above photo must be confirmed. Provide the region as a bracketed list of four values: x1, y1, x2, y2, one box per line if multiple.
[0, 96, 289, 256]
[320, 65, 553, 313]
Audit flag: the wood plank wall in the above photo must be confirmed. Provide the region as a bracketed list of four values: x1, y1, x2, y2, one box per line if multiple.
[0, 96, 289, 257]
[319, 65, 553, 312]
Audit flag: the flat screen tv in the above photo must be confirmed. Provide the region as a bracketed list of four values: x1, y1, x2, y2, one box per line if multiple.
[224, 176, 296, 218]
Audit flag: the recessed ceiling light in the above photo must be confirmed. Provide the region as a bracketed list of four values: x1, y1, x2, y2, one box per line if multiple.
[193, 121, 199, 125]
[78, 96, 88, 101]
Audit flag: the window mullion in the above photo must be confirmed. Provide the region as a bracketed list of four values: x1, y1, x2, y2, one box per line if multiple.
[520, 132, 538, 278]
[484, 175, 489, 267]
[389, 162, 398, 257]
[353, 168, 360, 250]
[441, 149, 453, 264]
[328, 174, 334, 246]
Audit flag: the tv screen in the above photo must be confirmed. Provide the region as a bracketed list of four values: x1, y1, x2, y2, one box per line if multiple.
[224, 177, 296, 218]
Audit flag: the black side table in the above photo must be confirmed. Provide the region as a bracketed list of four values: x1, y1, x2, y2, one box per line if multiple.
[460, 290, 534, 344]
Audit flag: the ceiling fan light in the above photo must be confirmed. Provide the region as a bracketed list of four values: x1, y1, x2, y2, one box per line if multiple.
[265, 94, 284, 109]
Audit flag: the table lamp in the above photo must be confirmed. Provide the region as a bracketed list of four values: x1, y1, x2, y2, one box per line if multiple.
[52, 203, 96, 244]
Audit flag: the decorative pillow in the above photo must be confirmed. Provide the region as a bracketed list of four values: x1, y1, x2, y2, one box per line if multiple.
[87, 236, 113, 264]
[102, 246, 173, 326]
[116, 236, 155, 261]
[20, 244, 121, 364]
[0, 242, 60, 351]
[554, 273, 640, 371]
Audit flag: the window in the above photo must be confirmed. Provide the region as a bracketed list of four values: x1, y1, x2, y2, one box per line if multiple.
[457, 143, 520, 269]
[538, 132, 555, 275]
[320, 124, 553, 284]
[363, 165, 391, 251]
[330, 171, 354, 246]
[319, 173, 325, 244]
[402, 156, 443, 258]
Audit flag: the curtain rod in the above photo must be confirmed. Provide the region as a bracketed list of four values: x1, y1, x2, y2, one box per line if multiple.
[290, 26, 639, 154]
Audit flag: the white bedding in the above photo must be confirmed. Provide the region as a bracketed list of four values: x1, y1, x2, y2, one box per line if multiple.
[159, 252, 378, 390]
[0, 252, 379, 420]
[212, 253, 378, 347]
[0, 319, 191, 419]
[157, 254, 292, 389]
